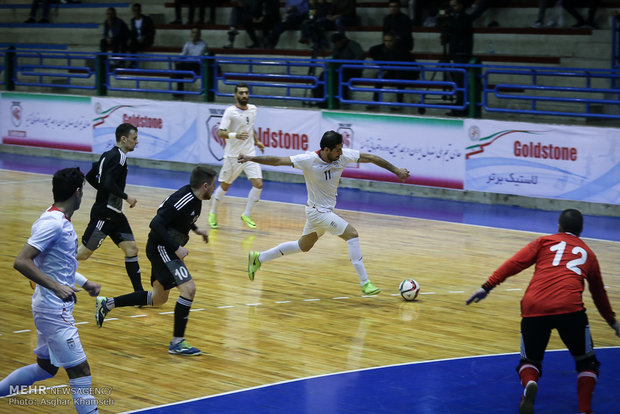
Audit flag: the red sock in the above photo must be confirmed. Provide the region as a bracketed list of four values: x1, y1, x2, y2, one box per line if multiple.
[518, 364, 540, 388]
[577, 371, 597, 412]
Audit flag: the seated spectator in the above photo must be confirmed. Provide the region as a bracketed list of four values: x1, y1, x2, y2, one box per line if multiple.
[24, 0, 53, 23]
[324, 0, 357, 35]
[368, 32, 418, 108]
[299, 0, 330, 52]
[313, 33, 364, 106]
[100, 7, 129, 54]
[128, 3, 156, 53]
[225, 0, 261, 49]
[384, 0, 414, 51]
[266, 0, 309, 49]
[173, 26, 208, 98]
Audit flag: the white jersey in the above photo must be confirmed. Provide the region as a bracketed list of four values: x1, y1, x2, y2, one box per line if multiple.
[219, 104, 258, 158]
[290, 148, 360, 211]
[28, 206, 79, 312]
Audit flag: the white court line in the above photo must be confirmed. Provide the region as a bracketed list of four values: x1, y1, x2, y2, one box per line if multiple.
[505, 288, 522, 291]
[13, 329, 31, 334]
[274, 301, 291, 304]
[246, 303, 262, 306]
[304, 298, 320, 302]
[159, 311, 174, 314]
[448, 290, 465, 294]
[332, 297, 349, 300]
[190, 308, 205, 312]
[217, 305, 234, 309]
[130, 315, 148, 318]
[420, 292, 436, 295]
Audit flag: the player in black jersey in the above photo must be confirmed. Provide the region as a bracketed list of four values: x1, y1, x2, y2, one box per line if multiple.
[94, 165, 217, 356]
[79, 123, 143, 292]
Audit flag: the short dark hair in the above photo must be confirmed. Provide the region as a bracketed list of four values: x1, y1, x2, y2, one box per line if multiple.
[132, 3, 141, 11]
[235, 83, 249, 93]
[52, 167, 84, 202]
[558, 209, 583, 236]
[190, 165, 217, 189]
[107, 7, 116, 15]
[115, 123, 137, 142]
[320, 130, 343, 150]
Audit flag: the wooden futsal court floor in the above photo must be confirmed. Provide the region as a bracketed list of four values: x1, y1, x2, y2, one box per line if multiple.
[0, 168, 619, 413]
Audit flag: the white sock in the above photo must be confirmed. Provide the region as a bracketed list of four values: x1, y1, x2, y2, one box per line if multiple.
[259, 241, 302, 263]
[210, 186, 226, 215]
[347, 237, 369, 285]
[0, 363, 54, 396]
[243, 187, 262, 217]
[69, 376, 98, 413]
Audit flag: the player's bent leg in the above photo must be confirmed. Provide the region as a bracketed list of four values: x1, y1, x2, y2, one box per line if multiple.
[120, 241, 143, 292]
[77, 244, 94, 261]
[298, 233, 319, 252]
[169, 280, 200, 356]
[575, 354, 600, 414]
[0, 359, 57, 396]
[151, 280, 170, 307]
[65, 361, 97, 414]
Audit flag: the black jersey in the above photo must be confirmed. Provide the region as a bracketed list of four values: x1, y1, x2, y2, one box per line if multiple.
[148, 185, 201, 252]
[86, 146, 128, 213]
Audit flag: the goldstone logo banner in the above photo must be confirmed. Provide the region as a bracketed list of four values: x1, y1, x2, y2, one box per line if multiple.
[465, 119, 620, 204]
[92, 97, 200, 163]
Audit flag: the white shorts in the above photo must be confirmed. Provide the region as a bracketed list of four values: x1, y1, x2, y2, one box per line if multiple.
[219, 157, 262, 183]
[33, 308, 87, 369]
[302, 206, 349, 237]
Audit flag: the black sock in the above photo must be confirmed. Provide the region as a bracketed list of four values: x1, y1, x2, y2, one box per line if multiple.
[173, 296, 193, 338]
[114, 291, 150, 308]
[125, 256, 143, 292]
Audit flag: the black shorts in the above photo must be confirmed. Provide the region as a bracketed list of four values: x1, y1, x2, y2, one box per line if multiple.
[82, 206, 135, 250]
[146, 241, 192, 291]
[520, 310, 594, 363]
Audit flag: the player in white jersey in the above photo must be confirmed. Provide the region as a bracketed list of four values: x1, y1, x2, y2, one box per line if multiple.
[239, 130, 410, 295]
[0, 167, 102, 414]
[209, 83, 265, 230]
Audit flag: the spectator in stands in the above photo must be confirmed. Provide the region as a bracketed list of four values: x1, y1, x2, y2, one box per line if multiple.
[384, 0, 414, 51]
[171, 0, 205, 25]
[442, 0, 473, 116]
[299, 0, 330, 52]
[225, 0, 261, 48]
[24, 0, 52, 23]
[173, 26, 208, 99]
[128, 3, 156, 53]
[324, 0, 357, 35]
[468, 0, 503, 27]
[531, 0, 557, 28]
[313, 33, 364, 107]
[266, 0, 309, 49]
[368, 32, 418, 109]
[409, 0, 440, 27]
[100, 8, 129, 54]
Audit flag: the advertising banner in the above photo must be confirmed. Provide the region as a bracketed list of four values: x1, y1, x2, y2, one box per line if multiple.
[197, 104, 322, 173]
[321, 112, 465, 189]
[91, 97, 200, 162]
[465, 119, 620, 204]
[1, 92, 92, 151]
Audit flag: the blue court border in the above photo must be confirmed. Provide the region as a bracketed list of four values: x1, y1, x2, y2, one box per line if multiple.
[123, 347, 620, 414]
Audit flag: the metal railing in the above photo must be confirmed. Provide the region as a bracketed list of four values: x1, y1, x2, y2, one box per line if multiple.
[2, 49, 620, 119]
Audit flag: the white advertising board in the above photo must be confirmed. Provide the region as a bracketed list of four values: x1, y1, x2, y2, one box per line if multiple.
[91, 97, 200, 162]
[465, 119, 620, 204]
[321, 112, 465, 189]
[1, 92, 92, 151]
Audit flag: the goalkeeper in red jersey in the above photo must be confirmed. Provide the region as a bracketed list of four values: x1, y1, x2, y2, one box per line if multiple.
[466, 209, 619, 414]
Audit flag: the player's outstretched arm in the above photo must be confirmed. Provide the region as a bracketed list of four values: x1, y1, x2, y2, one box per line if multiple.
[238, 154, 291, 166]
[358, 153, 410, 181]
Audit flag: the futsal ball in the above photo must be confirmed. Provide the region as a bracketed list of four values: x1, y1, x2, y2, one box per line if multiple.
[399, 279, 420, 301]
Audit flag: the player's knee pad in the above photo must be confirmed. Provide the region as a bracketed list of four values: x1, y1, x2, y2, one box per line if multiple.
[575, 354, 600, 375]
[517, 358, 542, 376]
